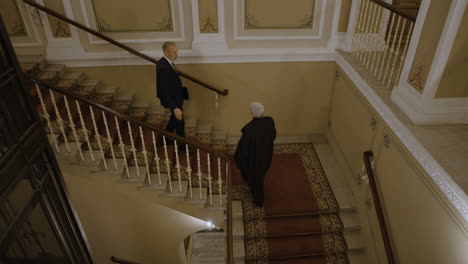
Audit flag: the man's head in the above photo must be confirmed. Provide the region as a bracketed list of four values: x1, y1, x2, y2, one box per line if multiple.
[250, 102, 264, 118]
[162, 41, 178, 60]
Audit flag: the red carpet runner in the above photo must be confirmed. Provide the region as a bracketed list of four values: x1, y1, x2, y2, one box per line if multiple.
[231, 144, 348, 264]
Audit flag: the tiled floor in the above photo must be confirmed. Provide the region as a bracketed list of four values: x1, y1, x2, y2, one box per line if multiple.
[340, 51, 468, 194]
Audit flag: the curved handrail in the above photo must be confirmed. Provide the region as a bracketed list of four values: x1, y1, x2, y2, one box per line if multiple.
[24, 74, 230, 160]
[370, 0, 417, 22]
[23, 0, 228, 96]
[363, 151, 396, 264]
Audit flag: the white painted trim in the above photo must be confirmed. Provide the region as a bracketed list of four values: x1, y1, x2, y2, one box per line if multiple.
[396, 0, 430, 89]
[11, 0, 44, 47]
[191, 0, 227, 54]
[79, 0, 186, 45]
[48, 48, 336, 66]
[423, 0, 468, 100]
[329, 0, 343, 50]
[232, 0, 324, 41]
[343, 0, 362, 52]
[336, 52, 468, 222]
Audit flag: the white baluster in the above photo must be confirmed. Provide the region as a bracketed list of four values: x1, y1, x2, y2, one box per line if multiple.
[358, 0, 372, 63]
[365, 3, 380, 68]
[174, 140, 182, 193]
[197, 149, 203, 200]
[383, 15, 402, 85]
[225, 161, 229, 204]
[115, 117, 130, 178]
[186, 144, 193, 199]
[127, 121, 139, 178]
[89, 106, 107, 169]
[352, 0, 366, 56]
[49, 90, 70, 152]
[63, 96, 84, 160]
[76, 101, 94, 161]
[387, 18, 407, 89]
[35, 84, 60, 153]
[361, 2, 377, 64]
[139, 126, 151, 186]
[207, 153, 213, 206]
[378, 12, 396, 80]
[396, 21, 414, 85]
[370, 6, 386, 73]
[151, 131, 162, 185]
[217, 158, 223, 207]
[163, 136, 173, 192]
[102, 111, 118, 169]
[374, 8, 392, 75]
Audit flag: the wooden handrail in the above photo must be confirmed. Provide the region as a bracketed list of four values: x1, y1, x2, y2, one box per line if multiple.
[370, 0, 417, 22]
[22, 0, 228, 96]
[24, 74, 230, 161]
[363, 151, 396, 264]
[110, 256, 140, 264]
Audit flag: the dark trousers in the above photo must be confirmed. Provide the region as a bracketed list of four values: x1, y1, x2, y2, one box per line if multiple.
[165, 108, 185, 138]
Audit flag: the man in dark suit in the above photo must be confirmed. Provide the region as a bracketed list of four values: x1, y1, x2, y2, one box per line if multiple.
[157, 42, 189, 143]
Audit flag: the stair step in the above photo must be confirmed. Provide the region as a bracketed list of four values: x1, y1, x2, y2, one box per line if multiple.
[120, 166, 145, 182]
[344, 229, 366, 251]
[232, 218, 244, 238]
[113, 89, 134, 101]
[232, 200, 243, 219]
[94, 158, 126, 174]
[341, 210, 361, 230]
[185, 187, 208, 204]
[138, 173, 168, 191]
[42, 64, 66, 77]
[233, 237, 245, 258]
[347, 249, 369, 264]
[72, 150, 103, 166]
[162, 181, 188, 197]
[95, 85, 117, 94]
[204, 194, 226, 210]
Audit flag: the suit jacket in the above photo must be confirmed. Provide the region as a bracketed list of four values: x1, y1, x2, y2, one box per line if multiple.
[156, 57, 189, 111]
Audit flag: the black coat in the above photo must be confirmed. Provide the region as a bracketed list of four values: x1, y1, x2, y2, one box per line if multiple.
[235, 117, 276, 192]
[156, 57, 189, 111]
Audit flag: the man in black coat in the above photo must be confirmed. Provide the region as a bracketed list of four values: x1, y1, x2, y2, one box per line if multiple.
[157, 41, 189, 141]
[235, 102, 276, 207]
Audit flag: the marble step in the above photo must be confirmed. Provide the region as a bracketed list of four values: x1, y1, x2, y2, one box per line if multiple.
[344, 229, 367, 251]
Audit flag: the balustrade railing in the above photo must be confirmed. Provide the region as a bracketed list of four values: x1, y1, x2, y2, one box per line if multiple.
[26, 75, 233, 262]
[351, 0, 415, 89]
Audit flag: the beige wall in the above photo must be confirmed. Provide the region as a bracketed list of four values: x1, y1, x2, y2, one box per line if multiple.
[329, 66, 468, 264]
[198, 0, 218, 33]
[338, 0, 352, 32]
[62, 162, 210, 264]
[435, 8, 468, 98]
[407, 0, 452, 92]
[73, 61, 336, 137]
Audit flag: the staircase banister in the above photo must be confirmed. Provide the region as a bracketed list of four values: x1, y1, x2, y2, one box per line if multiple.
[370, 0, 417, 21]
[24, 74, 230, 161]
[22, 0, 228, 96]
[363, 151, 396, 264]
[110, 256, 140, 264]
[226, 162, 233, 264]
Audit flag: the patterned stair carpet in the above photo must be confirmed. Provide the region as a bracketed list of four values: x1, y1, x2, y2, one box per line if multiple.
[232, 144, 349, 264]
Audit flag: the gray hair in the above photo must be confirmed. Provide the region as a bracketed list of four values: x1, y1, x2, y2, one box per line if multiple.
[250, 102, 264, 117]
[162, 41, 176, 52]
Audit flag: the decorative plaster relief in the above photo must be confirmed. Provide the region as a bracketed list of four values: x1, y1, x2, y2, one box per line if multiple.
[0, 0, 27, 36]
[44, 0, 71, 38]
[91, 0, 174, 32]
[244, 0, 315, 30]
[408, 62, 426, 91]
[198, 0, 218, 33]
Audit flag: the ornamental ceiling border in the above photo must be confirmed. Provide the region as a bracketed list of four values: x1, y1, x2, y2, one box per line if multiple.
[90, 0, 174, 33]
[1, 0, 27, 36]
[244, 0, 316, 30]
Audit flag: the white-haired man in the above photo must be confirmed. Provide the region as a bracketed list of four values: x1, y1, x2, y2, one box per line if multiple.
[235, 102, 276, 207]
